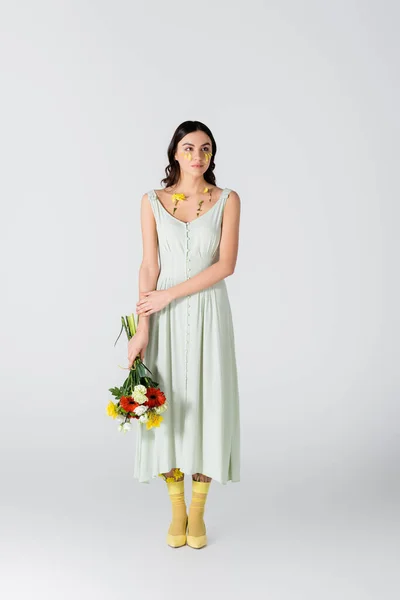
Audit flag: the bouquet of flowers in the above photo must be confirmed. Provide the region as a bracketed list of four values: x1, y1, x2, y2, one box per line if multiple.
[106, 313, 168, 432]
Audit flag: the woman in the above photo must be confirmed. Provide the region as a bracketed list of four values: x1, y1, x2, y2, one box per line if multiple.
[128, 120, 241, 549]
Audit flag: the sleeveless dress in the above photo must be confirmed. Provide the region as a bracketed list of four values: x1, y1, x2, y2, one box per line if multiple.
[133, 187, 241, 485]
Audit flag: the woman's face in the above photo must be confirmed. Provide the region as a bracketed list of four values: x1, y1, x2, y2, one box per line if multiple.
[174, 131, 213, 178]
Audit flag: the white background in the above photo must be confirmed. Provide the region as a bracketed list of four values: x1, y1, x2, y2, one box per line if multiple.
[1, 1, 399, 598]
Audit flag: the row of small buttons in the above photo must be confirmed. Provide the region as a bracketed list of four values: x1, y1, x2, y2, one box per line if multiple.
[186, 222, 192, 279]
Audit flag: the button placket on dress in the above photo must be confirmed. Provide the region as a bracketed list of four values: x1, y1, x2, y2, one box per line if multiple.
[185, 222, 191, 403]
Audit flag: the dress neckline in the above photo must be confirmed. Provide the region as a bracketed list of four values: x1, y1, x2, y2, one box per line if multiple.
[152, 188, 228, 225]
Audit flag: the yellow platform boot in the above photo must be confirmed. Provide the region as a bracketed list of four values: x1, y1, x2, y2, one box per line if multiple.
[164, 475, 188, 548]
[187, 480, 211, 549]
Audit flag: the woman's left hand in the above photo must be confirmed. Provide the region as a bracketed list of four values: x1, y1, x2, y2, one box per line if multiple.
[136, 290, 174, 316]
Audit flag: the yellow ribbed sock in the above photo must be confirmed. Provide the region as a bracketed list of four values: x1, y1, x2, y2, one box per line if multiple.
[188, 480, 211, 537]
[166, 479, 187, 537]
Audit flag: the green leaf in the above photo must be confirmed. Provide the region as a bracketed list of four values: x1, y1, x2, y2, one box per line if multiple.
[113, 322, 124, 347]
[141, 361, 153, 376]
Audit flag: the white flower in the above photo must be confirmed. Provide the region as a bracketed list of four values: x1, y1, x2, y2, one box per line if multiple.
[133, 405, 148, 416]
[118, 422, 132, 433]
[134, 384, 147, 395]
[155, 401, 168, 414]
[139, 413, 149, 423]
[132, 391, 147, 404]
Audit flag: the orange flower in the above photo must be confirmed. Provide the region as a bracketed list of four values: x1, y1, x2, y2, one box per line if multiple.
[120, 396, 139, 412]
[145, 387, 166, 408]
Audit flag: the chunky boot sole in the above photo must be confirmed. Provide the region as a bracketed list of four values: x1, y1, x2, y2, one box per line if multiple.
[186, 533, 207, 549]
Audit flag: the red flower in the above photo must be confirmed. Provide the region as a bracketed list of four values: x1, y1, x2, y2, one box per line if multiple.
[145, 387, 166, 408]
[120, 396, 139, 412]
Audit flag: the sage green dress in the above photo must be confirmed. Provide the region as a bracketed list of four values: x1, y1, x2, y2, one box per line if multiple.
[133, 188, 240, 484]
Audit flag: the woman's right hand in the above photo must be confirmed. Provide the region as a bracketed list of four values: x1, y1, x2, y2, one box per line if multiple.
[127, 330, 149, 368]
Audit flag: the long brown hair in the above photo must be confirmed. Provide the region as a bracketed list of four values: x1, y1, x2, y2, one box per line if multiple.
[161, 121, 217, 189]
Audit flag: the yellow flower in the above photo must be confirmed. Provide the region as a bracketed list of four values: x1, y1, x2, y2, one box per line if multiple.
[158, 468, 184, 482]
[106, 400, 118, 419]
[158, 473, 173, 482]
[173, 468, 184, 479]
[171, 193, 186, 204]
[146, 412, 163, 429]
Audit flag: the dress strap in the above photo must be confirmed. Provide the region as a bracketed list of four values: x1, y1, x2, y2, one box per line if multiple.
[147, 189, 156, 207]
[215, 188, 232, 221]
[220, 188, 232, 206]
[147, 189, 161, 223]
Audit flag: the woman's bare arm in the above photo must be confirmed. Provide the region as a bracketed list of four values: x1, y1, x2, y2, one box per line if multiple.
[168, 191, 241, 300]
[137, 193, 160, 333]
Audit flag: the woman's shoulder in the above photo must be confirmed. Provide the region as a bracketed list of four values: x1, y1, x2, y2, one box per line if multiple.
[225, 188, 241, 213]
[225, 187, 240, 200]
